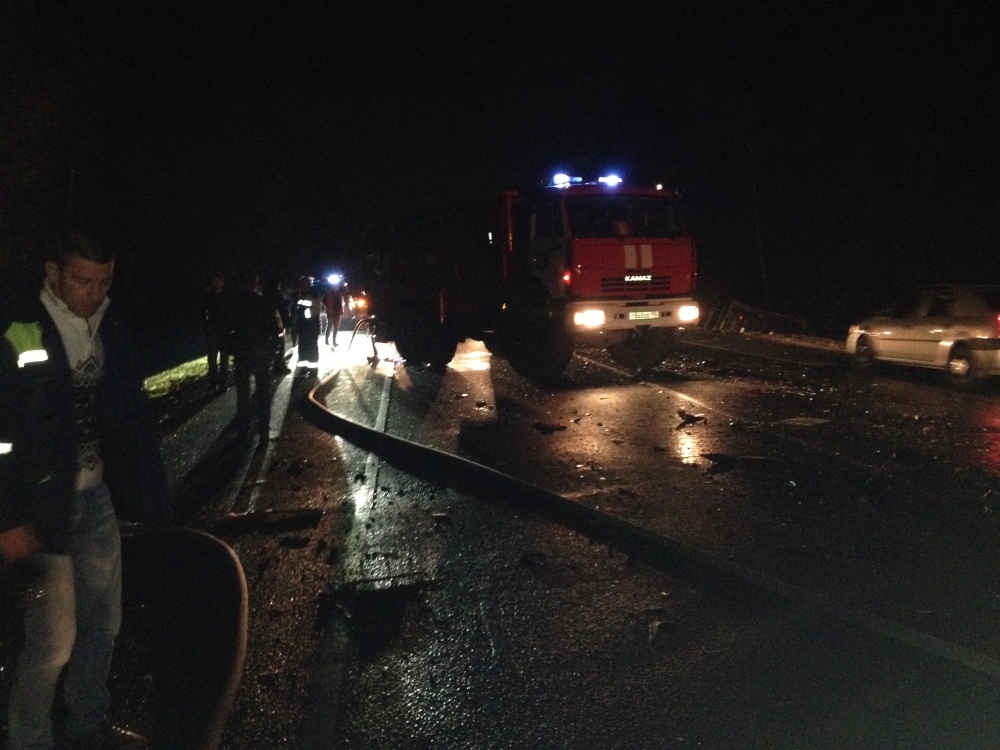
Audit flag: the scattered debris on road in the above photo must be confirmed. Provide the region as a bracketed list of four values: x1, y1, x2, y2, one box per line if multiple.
[771, 417, 831, 428]
[431, 511, 452, 526]
[213, 508, 324, 535]
[677, 409, 707, 429]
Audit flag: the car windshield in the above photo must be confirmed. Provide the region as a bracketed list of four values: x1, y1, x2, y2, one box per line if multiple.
[565, 196, 684, 239]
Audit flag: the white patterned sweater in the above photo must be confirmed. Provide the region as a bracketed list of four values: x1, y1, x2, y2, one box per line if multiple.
[40, 280, 111, 492]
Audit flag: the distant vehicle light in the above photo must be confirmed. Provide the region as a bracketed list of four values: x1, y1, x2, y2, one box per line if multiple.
[574, 309, 606, 328]
[327, 274, 342, 285]
[354, 297, 367, 309]
[562, 271, 572, 285]
[678, 305, 699, 322]
[553, 173, 571, 187]
[656, 184, 663, 190]
[0, 442, 11, 455]
[598, 174, 622, 186]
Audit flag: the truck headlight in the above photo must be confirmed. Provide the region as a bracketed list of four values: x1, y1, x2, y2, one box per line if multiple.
[573, 310, 606, 327]
[678, 305, 699, 322]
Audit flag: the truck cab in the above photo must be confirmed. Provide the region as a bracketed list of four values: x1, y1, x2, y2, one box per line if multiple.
[501, 176, 699, 374]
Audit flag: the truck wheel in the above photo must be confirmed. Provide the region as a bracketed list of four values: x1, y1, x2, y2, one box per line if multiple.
[427, 331, 458, 370]
[394, 333, 421, 363]
[506, 311, 573, 384]
[481, 330, 505, 357]
[607, 328, 673, 373]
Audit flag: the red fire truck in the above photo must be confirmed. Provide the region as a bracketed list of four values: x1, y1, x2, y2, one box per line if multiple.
[374, 173, 699, 380]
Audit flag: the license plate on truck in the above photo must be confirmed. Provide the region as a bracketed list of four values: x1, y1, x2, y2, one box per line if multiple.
[628, 311, 659, 320]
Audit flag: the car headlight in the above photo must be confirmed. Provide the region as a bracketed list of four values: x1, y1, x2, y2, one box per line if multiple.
[573, 310, 606, 327]
[677, 305, 699, 322]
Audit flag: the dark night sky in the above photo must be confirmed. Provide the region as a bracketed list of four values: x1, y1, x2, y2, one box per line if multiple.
[2, 2, 1000, 332]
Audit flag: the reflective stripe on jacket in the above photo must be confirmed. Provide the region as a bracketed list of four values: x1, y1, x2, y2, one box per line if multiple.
[3, 321, 49, 367]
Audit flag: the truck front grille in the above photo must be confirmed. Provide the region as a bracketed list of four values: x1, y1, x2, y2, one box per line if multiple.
[601, 276, 672, 294]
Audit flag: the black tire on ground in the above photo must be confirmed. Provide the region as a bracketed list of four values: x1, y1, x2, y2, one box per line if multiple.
[853, 334, 875, 371]
[607, 327, 674, 372]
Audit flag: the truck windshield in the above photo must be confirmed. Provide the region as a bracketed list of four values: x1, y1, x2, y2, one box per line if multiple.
[565, 196, 684, 239]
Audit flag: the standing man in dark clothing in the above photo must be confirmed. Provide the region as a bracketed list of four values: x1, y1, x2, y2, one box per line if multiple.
[0, 232, 172, 750]
[202, 271, 235, 392]
[293, 275, 321, 365]
[260, 273, 290, 374]
[231, 270, 284, 446]
[322, 282, 345, 348]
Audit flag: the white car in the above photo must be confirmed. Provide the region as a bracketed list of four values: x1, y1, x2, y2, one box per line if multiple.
[846, 284, 1000, 386]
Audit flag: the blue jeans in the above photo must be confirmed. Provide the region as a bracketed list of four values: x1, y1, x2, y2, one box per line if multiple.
[7, 482, 122, 750]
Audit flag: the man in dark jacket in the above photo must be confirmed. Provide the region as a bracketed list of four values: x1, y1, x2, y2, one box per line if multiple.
[202, 271, 235, 392]
[293, 275, 322, 365]
[230, 270, 285, 446]
[321, 282, 345, 348]
[0, 232, 172, 750]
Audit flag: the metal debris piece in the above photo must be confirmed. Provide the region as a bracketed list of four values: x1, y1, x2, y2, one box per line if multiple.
[286, 457, 311, 477]
[648, 620, 664, 643]
[532, 421, 567, 435]
[676, 409, 707, 429]
[771, 417, 831, 428]
[431, 511, 452, 526]
[213, 508, 324, 535]
[700, 453, 788, 475]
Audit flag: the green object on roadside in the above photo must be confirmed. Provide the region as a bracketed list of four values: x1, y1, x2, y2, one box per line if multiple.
[143, 357, 209, 398]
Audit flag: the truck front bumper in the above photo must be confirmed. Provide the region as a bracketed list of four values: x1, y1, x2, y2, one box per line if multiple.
[564, 298, 699, 332]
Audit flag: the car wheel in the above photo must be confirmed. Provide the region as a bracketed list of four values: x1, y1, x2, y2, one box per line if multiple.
[947, 344, 979, 389]
[853, 335, 875, 371]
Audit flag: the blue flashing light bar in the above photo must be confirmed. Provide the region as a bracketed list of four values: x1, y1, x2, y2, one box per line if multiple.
[551, 173, 584, 188]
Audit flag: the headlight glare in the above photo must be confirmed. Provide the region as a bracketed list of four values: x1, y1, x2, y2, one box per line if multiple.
[573, 310, 606, 328]
[678, 305, 699, 322]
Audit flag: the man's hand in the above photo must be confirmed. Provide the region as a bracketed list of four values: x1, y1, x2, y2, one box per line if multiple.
[0, 525, 41, 565]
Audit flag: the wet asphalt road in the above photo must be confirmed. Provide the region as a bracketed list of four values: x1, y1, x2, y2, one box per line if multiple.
[16, 328, 1000, 748]
[199, 329, 1000, 749]
[382, 332, 1000, 657]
